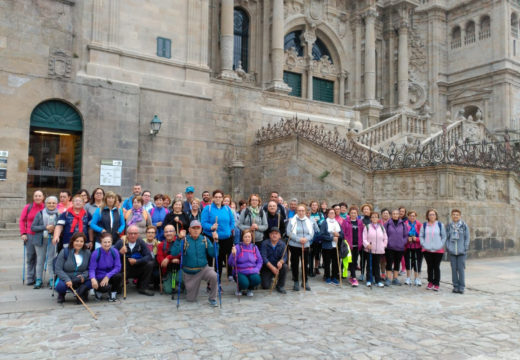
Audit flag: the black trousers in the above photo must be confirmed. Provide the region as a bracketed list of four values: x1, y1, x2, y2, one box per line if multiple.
[365, 252, 382, 283]
[385, 249, 404, 272]
[322, 248, 339, 279]
[215, 237, 233, 278]
[289, 245, 309, 282]
[98, 272, 123, 293]
[348, 246, 359, 278]
[404, 248, 423, 273]
[360, 246, 366, 277]
[124, 260, 154, 289]
[260, 264, 287, 289]
[423, 252, 443, 286]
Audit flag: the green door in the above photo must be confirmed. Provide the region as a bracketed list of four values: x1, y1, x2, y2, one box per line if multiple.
[313, 77, 334, 103]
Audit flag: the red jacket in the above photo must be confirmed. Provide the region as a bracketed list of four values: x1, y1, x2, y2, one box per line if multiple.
[341, 218, 364, 249]
[19, 202, 45, 236]
[157, 239, 181, 275]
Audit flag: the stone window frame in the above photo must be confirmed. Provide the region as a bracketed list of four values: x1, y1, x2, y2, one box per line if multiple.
[479, 15, 491, 40]
[451, 26, 462, 49]
[233, 7, 250, 72]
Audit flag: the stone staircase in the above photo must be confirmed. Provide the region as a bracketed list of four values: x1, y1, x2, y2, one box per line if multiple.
[0, 221, 19, 241]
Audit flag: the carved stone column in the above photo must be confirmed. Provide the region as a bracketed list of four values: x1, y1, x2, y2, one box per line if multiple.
[339, 72, 346, 105]
[354, 15, 362, 104]
[398, 19, 409, 108]
[219, 0, 239, 80]
[268, 0, 291, 92]
[364, 9, 377, 102]
[303, 29, 317, 100]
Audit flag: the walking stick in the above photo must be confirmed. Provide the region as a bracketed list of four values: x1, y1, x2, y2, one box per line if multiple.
[301, 243, 306, 292]
[335, 239, 342, 287]
[43, 235, 51, 284]
[214, 239, 222, 308]
[123, 237, 127, 300]
[22, 243, 26, 285]
[70, 287, 97, 320]
[212, 216, 218, 268]
[369, 246, 373, 290]
[270, 240, 289, 294]
[409, 246, 413, 288]
[176, 238, 184, 309]
[52, 243, 57, 297]
[234, 248, 240, 302]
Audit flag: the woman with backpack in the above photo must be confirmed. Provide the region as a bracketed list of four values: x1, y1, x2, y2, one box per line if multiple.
[362, 212, 388, 288]
[54, 232, 92, 304]
[318, 208, 344, 286]
[404, 211, 423, 286]
[228, 230, 263, 297]
[89, 232, 122, 302]
[90, 191, 125, 248]
[341, 206, 364, 287]
[420, 209, 447, 291]
[383, 209, 408, 286]
[238, 194, 268, 250]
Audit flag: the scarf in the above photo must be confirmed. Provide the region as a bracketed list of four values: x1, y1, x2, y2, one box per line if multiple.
[452, 221, 464, 240]
[326, 218, 341, 234]
[290, 216, 314, 238]
[408, 221, 418, 237]
[42, 207, 59, 239]
[249, 206, 260, 219]
[128, 207, 143, 226]
[68, 207, 86, 233]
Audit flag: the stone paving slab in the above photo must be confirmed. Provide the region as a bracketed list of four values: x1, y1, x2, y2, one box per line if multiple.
[1, 239, 519, 359]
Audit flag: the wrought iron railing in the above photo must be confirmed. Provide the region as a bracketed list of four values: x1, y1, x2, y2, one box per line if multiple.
[256, 117, 520, 175]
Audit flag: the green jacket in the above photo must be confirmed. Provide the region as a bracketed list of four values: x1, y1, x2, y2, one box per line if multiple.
[170, 234, 217, 274]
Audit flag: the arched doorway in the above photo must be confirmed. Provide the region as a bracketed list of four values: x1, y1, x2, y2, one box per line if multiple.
[27, 100, 83, 202]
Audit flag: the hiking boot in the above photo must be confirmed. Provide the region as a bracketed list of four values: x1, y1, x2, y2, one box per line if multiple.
[94, 290, 103, 301]
[138, 288, 155, 296]
[404, 277, 411, 285]
[246, 290, 254, 297]
[392, 279, 402, 286]
[303, 283, 311, 291]
[109, 292, 117, 302]
[325, 278, 332, 284]
[433, 285, 439, 291]
[376, 282, 385, 288]
[208, 299, 218, 307]
[426, 282, 433, 290]
[26, 280, 35, 286]
[293, 281, 300, 291]
[384, 279, 392, 287]
[276, 287, 287, 294]
[458, 290, 464, 294]
[331, 278, 340, 286]
[452, 288, 459, 293]
[34, 279, 42, 289]
[57, 293, 65, 304]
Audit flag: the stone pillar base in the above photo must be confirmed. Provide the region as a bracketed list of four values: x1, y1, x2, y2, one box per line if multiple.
[355, 101, 383, 128]
[219, 69, 240, 81]
[267, 80, 292, 94]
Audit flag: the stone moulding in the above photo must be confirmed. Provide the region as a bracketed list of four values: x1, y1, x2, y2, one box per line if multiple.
[256, 117, 520, 175]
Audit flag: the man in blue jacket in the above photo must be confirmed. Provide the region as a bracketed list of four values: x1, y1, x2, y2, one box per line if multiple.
[260, 227, 287, 293]
[171, 220, 219, 307]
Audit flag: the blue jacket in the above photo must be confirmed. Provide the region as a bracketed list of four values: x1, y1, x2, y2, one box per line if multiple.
[122, 196, 135, 211]
[170, 234, 217, 274]
[90, 207, 125, 242]
[150, 206, 169, 240]
[114, 238, 153, 265]
[201, 203, 235, 240]
[260, 240, 287, 266]
[56, 210, 91, 245]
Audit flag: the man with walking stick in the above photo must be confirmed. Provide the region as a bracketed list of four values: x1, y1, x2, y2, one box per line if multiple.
[171, 220, 219, 307]
[261, 227, 288, 294]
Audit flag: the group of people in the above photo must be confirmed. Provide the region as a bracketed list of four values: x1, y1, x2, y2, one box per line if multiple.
[19, 185, 471, 308]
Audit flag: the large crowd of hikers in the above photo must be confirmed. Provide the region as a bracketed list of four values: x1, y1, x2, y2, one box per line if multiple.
[19, 185, 471, 308]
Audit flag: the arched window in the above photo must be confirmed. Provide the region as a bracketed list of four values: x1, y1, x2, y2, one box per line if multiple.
[512, 13, 518, 38]
[233, 8, 249, 72]
[465, 21, 475, 45]
[451, 26, 461, 49]
[479, 16, 491, 39]
[284, 30, 304, 56]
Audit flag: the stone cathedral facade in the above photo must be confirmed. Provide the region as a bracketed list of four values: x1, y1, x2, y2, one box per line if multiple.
[0, 0, 519, 255]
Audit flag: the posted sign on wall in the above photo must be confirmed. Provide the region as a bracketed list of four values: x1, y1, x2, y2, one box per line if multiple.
[0, 151, 7, 181]
[99, 159, 122, 186]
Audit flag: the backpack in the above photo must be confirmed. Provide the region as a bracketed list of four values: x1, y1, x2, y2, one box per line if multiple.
[162, 268, 180, 294]
[95, 247, 117, 263]
[422, 222, 443, 233]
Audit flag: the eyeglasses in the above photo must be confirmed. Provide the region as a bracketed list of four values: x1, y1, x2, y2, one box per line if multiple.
[164, 231, 175, 233]
[127, 232, 139, 235]
[146, 231, 156, 234]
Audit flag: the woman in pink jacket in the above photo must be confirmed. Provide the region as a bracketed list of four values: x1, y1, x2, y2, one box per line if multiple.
[362, 211, 388, 288]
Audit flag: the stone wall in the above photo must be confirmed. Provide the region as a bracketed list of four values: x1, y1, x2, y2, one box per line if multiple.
[252, 135, 520, 258]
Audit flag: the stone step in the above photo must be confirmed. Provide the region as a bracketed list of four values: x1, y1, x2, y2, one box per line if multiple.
[4, 223, 18, 230]
[0, 230, 20, 240]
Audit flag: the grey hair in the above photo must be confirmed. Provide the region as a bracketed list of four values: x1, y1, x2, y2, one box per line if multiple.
[45, 196, 58, 204]
[290, 198, 298, 203]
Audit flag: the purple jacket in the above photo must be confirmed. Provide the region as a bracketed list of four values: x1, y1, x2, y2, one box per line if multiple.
[228, 243, 263, 276]
[89, 247, 121, 280]
[384, 219, 408, 251]
[341, 218, 364, 249]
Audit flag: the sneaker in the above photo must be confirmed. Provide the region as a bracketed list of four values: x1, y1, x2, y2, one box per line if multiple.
[358, 274, 365, 282]
[94, 291, 103, 301]
[415, 278, 422, 287]
[399, 270, 407, 276]
[458, 290, 464, 294]
[33, 279, 42, 289]
[452, 288, 459, 293]
[404, 277, 411, 285]
[89, 289, 95, 296]
[208, 299, 218, 307]
[235, 290, 242, 296]
[325, 278, 332, 284]
[384, 279, 392, 287]
[109, 292, 117, 302]
[352, 278, 359, 287]
[303, 283, 311, 291]
[392, 279, 402, 286]
[331, 278, 340, 286]
[293, 281, 300, 291]
[426, 282, 433, 290]
[275, 287, 287, 294]
[376, 282, 385, 288]
[228, 276, 233, 282]
[246, 290, 254, 297]
[433, 285, 439, 291]
[366, 281, 372, 287]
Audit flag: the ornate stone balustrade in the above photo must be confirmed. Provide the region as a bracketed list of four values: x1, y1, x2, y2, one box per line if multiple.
[356, 113, 402, 147]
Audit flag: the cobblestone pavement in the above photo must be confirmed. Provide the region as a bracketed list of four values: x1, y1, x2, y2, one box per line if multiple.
[1, 239, 519, 360]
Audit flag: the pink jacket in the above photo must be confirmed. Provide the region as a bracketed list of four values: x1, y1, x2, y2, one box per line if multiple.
[362, 223, 388, 254]
[341, 218, 364, 249]
[19, 202, 45, 236]
[405, 220, 422, 250]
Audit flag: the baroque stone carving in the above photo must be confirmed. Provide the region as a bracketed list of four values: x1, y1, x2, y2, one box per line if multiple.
[48, 48, 72, 79]
[309, 0, 323, 20]
[285, 47, 305, 70]
[311, 55, 337, 76]
[284, 0, 304, 18]
[408, 81, 426, 110]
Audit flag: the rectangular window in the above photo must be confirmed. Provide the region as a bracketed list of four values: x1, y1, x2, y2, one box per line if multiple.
[283, 71, 301, 97]
[157, 37, 171, 59]
[313, 77, 334, 103]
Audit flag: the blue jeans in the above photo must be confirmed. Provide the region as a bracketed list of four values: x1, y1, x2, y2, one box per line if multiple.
[449, 254, 466, 291]
[237, 273, 261, 290]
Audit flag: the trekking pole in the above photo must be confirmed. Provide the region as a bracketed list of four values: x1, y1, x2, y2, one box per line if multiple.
[214, 239, 222, 308]
[369, 248, 373, 290]
[301, 243, 306, 292]
[70, 287, 97, 320]
[409, 246, 413, 288]
[176, 238, 184, 309]
[123, 237, 127, 300]
[22, 243, 26, 285]
[270, 240, 289, 294]
[335, 238, 342, 287]
[43, 235, 51, 284]
[234, 247, 240, 302]
[52, 243, 57, 297]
